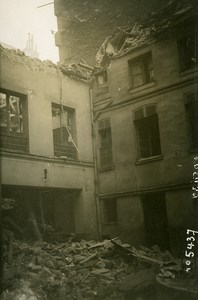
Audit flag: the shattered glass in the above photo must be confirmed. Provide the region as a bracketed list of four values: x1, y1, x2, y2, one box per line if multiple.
[9, 96, 23, 133]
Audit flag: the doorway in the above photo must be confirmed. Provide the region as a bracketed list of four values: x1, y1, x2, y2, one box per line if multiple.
[142, 192, 170, 250]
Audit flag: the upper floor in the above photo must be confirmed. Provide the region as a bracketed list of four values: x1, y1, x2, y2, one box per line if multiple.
[94, 82, 198, 194]
[54, 0, 166, 64]
[0, 46, 93, 164]
[93, 13, 198, 106]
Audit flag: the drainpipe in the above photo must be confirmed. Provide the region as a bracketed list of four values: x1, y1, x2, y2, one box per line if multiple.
[89, 87, 102, 240]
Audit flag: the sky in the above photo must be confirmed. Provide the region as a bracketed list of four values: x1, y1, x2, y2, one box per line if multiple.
[0, 0, 59, 62]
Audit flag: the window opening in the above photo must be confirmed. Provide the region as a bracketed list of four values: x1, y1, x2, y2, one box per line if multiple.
[52, 103, 78, 159]
[0, 89, 28, 152]
[98, 118, 113, 169]
[185, 93, 198, 150]
[102, 198, 118, 223]
[134, 105, 161, 159]
[129, 52, 154, 88]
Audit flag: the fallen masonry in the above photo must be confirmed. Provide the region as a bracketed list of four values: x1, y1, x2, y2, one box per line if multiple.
[1, 198, 198, 299]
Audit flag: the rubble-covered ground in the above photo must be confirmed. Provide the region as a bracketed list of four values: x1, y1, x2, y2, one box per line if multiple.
[1, 198, 198, 299]
[0, 233, 174, 300]
[2, 233, 197, 300]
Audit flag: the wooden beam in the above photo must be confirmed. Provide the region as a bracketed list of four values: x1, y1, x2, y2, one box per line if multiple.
[37, 2, 54, 9]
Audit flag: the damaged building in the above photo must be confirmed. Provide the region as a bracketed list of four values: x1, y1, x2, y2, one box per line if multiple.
[54, 0, 171, 65]
[0, 1, 198, 299]
[0, 0, 197, 255]
[0, 46, 98, 240]
[53, 0, 197, 253]
[92, 3, 198, 254]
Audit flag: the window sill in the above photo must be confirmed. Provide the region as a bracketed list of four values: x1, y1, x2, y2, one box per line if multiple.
[99, 165, 114, 172]
[129, 81, 156, 94]
[135, 154, 163, 165]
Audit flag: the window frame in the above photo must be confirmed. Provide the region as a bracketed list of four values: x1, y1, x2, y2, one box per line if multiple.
[98, 118, 114, 170]
[184, 92, 198, 152]
[177, 35, 197, 72]
[0, 88, 28, 152]
[128, 51, 154, 89]
[134, 105, 162, 160]
[95, 70, 108, 95]
[52, 102, 77, 159]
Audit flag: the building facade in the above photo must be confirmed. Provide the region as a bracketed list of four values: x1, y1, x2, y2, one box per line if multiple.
[0, 46, 98, 239]
[92, 8, 198, 254]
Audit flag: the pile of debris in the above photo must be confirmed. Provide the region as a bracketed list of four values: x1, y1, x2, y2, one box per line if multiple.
[95, 0, 196, 67]
[59, 60, 93, 82]
[0, 44, 92, 83]
[1, 234, 183, 300]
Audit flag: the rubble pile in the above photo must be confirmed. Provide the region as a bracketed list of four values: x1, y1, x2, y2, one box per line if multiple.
[2, 198, 16, 211]
[95, 0, 196, 67]
[59, 61, 93, 82]
[0, 45, 92, 82]
[1, 237, 176, 300]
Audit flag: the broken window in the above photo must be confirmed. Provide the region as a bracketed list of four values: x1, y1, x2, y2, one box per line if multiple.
[134, 105, 161, 159]
[178, 35, 197, 71]
[185, 93, 198, 150]
[95, 70, 108, 94]
[98, 118, 113, 169]
[52, 103, 77, 159]
[128, 52, 154, 88]
[101, 198, 118, 224]
[0, 89, 28, 152]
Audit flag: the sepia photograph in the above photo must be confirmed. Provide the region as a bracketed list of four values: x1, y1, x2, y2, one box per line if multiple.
[0, 0, 198, 299]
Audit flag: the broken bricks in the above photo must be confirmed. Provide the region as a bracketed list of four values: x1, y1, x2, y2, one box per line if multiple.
[1, 237, 183, 300]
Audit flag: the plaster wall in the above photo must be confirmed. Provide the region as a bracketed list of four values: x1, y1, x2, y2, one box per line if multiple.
[0, 52, 97, 237]
[0, 54, 93, 162]
[95, 83, 195, 196]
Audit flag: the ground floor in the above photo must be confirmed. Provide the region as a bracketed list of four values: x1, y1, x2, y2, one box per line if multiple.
[99, 187, 196, 255]
[1, 154, 98, 240]
[2, 185, 83, 240]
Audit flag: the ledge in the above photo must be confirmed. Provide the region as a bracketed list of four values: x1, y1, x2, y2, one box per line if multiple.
[129, 81, 156, 94]
[135, 154, 163, 165]
[0, 149, 94, 168]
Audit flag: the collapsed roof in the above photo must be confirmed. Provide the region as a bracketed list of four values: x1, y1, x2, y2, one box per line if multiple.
[95, 0, 197, 67]
[0, 44, 92, 83]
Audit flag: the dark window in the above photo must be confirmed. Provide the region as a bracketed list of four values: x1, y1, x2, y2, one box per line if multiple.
[185, 93, 198, 150]
[178, 35, 197, 71]
[98, 118, 113, 169]
[102, 198, 117, 223]
[129, 52, 154, 88]
[52, 103, 77, 159]
[134, 105, 161, 159]
[142, 192, 169, 250]
[0, 89, 28, 152]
